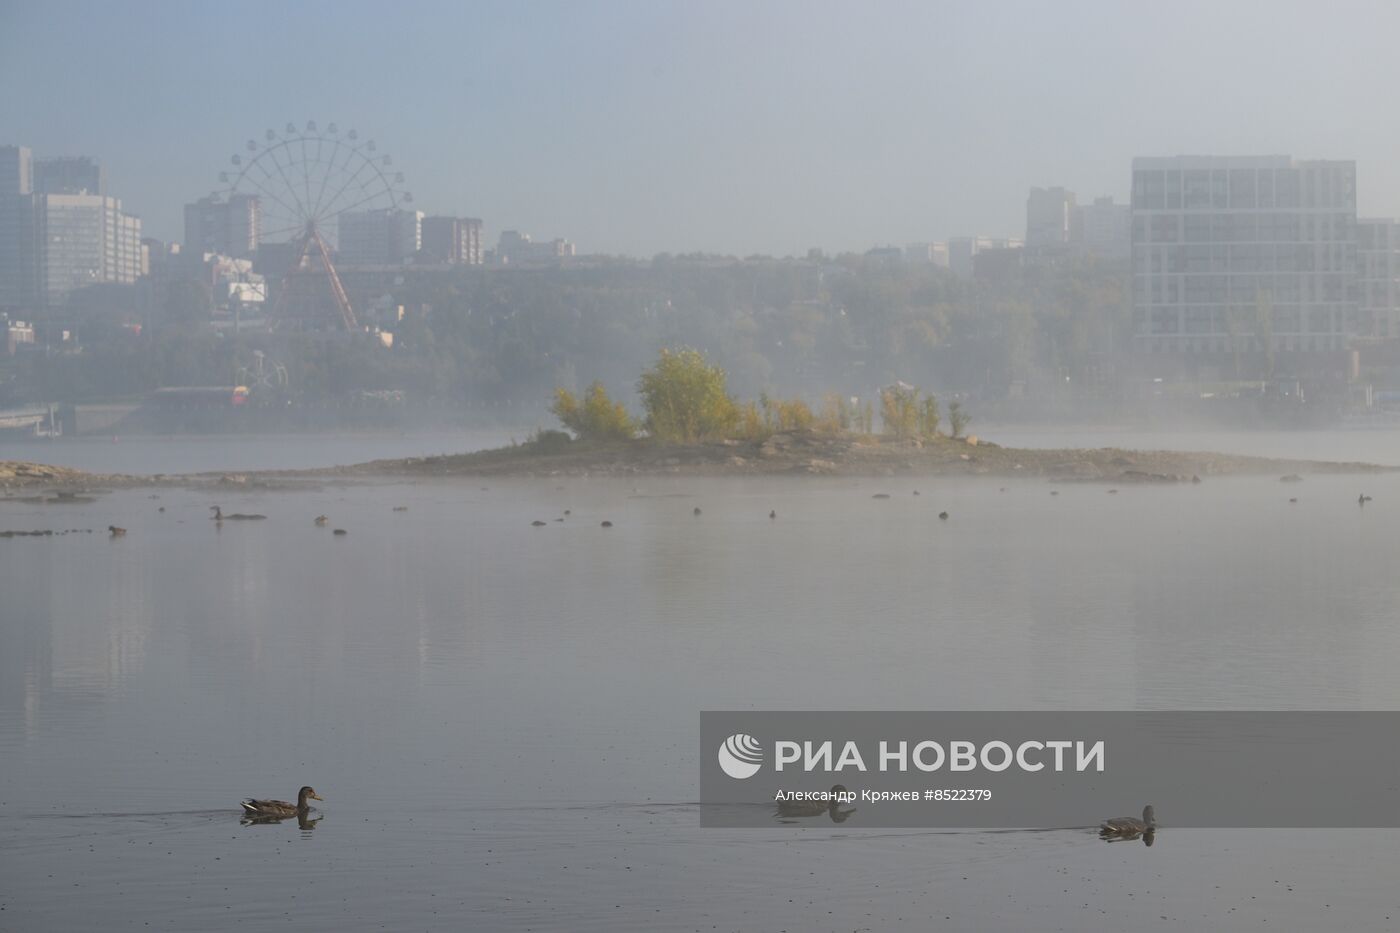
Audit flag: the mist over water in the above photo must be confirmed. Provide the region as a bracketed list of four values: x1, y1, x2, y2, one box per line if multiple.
[5, 430, 1400, 929]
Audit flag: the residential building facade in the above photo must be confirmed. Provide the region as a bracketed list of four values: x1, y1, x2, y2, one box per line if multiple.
[337, 208, 423, 265]
[36, 194, 143, 305]
[421, 215, 483, 265]
[496, 230, 574, 265]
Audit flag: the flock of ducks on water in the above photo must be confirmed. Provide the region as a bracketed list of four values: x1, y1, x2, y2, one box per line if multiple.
[40, 482, 1393, 542]
[97, 505, 386, 538]
[776, 785, 1156, 843]
[237, 782, 1150, 843]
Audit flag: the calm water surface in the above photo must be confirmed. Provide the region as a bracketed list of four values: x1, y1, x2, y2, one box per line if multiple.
[4, 432, 1400, 930]
[0, 428, 524, 474]
[987, 425, 1400, 465]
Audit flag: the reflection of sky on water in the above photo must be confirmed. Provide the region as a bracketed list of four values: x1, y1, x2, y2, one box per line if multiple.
[7, 465, 1400, 928]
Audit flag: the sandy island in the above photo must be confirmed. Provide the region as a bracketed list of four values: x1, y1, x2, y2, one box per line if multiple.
[5, 432, 1388, 492]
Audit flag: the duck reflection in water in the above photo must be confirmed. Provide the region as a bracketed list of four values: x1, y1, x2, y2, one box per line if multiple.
[241, 811, 323, 831]
[776, 784, 857, 823]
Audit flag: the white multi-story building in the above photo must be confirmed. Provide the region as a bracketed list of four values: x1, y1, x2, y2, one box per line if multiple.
[496, 230, 574, 265]
[1358, 218, 1400, 340]
[0, 149, 143, 308]
[337, 208, 423, 265]
[36, 194, 142, 306]
[1131, 155, 1357, 354]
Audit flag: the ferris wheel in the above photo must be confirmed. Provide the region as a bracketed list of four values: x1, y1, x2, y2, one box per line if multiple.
[214, 121, 413, 330]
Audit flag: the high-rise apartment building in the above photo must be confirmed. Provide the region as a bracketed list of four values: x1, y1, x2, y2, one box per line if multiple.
[0, 145, 32, 196]
[1026, 187, 1077, 251]
[35, 194, 142, 305]
[337, 208, 423, 265]
[183, 194, 260, 259]
[421, 216, 483, 265]
[0, 149, 142, 308]
[1131, 155, 1357, 355]
[33, 156, 105, 195]
[1358, 218, 1400, 340]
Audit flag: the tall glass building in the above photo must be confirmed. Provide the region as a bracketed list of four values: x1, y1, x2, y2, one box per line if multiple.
[1131, 155, 1357, 356]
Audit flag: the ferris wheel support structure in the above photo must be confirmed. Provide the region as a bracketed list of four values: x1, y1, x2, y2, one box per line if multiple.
[270, 225, 358, 330]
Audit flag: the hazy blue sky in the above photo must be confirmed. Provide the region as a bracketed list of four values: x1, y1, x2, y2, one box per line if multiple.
[3, 0, 1399, 256]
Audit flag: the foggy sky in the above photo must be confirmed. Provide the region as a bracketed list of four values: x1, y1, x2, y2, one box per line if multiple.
[3, 0, 1399, 257]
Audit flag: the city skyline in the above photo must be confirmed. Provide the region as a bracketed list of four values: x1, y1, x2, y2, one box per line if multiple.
[6, 0, 1400, 256]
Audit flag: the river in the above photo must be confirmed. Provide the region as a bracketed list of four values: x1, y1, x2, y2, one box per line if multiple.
[3, 429, 1400, 930]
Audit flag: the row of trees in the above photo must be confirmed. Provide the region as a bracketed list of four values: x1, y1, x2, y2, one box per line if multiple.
[549, 348, 970, 444]
[877, 384, 968, 440]
[3, 253, 1128, 412]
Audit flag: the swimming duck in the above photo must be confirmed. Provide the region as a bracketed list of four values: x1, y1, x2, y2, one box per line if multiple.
[211, 506, 266, 521]
[938, 511, 949, 520]
[532, 520, 547, 527]
[601, 520, 613, 528]
[241, 786, 323, 820]
[1100, 804, 1155, 838]
[107, 525, 126, 537]
[1359, 494, 1373, 506]
[777, 784, 852, 819]
[314, 515, 329, 526]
